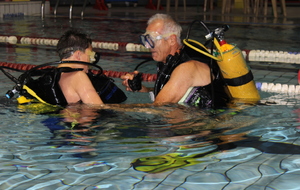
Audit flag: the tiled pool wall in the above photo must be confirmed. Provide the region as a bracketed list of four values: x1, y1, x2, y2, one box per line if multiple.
[0, 1, 50, 18]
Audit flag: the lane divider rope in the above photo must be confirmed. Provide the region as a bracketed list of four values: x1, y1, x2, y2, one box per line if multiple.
[0, 35, 149, 52]
[1, 61, 299, 94]
[1, 35, 300, 64]
[256, 82, 300, 94]
[1, 36, 300, 94]
[0, 61, 157, 82]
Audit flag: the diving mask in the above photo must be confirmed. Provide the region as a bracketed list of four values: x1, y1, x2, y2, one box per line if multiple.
[140, 32, 174, 49]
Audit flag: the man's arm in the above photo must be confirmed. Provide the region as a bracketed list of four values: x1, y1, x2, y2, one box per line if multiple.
[74, 71, 104, 105]
[154, 60, 211, 104]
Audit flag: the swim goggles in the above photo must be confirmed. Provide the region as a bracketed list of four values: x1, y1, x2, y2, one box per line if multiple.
[140, 32, 174, 48]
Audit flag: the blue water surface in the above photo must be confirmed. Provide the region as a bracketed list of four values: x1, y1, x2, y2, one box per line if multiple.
[0, 15, 300, 189]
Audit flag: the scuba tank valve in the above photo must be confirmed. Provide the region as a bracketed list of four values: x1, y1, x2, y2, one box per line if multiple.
[205, 25, 229, 42]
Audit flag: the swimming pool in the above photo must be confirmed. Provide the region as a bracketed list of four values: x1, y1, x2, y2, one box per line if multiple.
[0, 14, 300, 189]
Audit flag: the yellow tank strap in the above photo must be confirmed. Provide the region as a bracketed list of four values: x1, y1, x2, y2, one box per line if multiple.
[213, 38, 223, 61]
[23, 85, 48, 105]
[182, 38, 223, 62]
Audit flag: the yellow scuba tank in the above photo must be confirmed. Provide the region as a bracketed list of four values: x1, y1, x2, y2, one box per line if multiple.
[183, 22, 260, 103]
[216, 41, 260, 102]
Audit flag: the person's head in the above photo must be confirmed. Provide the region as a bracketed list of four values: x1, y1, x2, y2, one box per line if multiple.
[140, 14, 182, 62]
[57, 29, 96, 63]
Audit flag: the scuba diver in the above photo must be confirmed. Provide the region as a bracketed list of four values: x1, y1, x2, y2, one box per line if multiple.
[2, 29, 127, 108]
[121, 13, 230, 108]
[56, 29, 106, 105]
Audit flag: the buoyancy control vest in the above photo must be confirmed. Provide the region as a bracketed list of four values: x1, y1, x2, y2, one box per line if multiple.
[21, 67, 127, 106]
[153, 44, 230, 108]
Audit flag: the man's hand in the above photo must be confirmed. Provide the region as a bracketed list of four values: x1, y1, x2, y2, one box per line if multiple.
[121, 71, 137, 91]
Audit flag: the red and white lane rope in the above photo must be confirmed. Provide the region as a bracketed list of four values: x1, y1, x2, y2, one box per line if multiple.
[2, 61, 300, 94]
[0, 61, 157, 82]
[2, 35, 300, 64]
[0, 35, 150, 52]
[2, 35, 300, 93]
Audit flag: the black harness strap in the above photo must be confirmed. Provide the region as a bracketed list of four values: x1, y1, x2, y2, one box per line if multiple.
[223, 71, 254, 87]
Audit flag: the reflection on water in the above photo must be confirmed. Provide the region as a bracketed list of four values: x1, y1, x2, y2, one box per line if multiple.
[1, 16, 300, 189]
[0, 95, 300, 188]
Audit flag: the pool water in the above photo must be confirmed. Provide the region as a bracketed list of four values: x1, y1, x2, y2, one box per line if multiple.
[0, 15, 300, 189]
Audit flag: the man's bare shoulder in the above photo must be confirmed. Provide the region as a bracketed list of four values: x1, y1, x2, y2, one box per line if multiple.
[61, 70, 89, 82]
[65, 69, 87, 76]
[175, 60, 209, 73]
[171, 60, 211, 86]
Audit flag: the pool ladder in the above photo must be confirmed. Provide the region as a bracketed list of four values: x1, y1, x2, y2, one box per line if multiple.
[41, 0, 89, 20]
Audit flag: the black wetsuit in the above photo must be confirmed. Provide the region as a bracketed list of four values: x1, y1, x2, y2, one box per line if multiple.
[23, 67, 127, 106]
[153, 45, 230, 108]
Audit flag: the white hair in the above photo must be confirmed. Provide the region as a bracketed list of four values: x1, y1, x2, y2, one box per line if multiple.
[147, 14, 182, 45]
